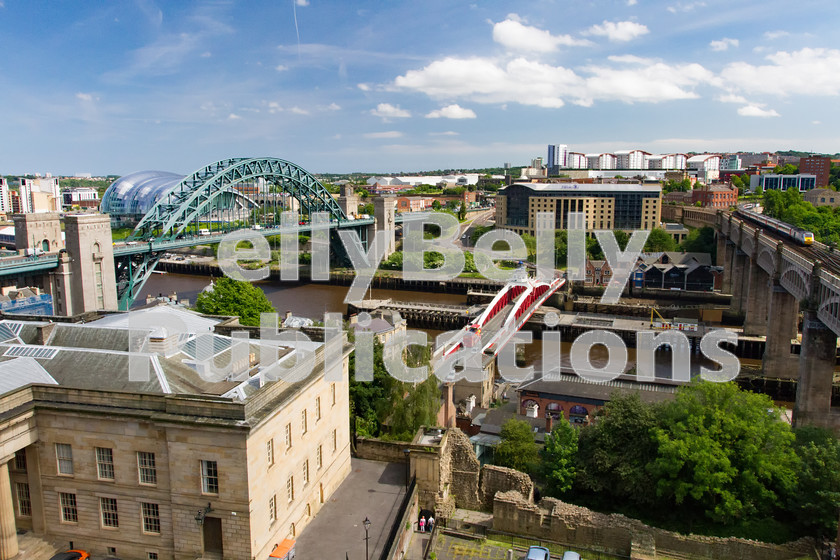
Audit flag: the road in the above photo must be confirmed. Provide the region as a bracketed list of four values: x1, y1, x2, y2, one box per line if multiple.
[456, 209, 495, 250]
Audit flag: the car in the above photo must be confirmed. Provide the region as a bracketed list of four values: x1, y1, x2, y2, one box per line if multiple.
[49, 551, 90, 560]
[526, 546, 550, 560]
[561, 552, 581, 560]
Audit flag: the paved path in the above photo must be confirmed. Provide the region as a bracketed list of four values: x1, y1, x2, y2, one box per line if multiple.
[296, 458, 407, 560]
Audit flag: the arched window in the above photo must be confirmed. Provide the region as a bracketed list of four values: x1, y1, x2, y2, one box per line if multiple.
[93, 242, 101, 253]
[546, 403, 561, 411]
[569, 405, 588, 416]
[41, 240, 49, 252]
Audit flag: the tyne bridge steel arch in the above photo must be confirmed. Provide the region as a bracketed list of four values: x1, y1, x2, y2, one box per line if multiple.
[115, 157, 359, 310]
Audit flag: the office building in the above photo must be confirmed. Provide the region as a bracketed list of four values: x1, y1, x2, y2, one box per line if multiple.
[0, 307, 353, 560]
[750, 174, 817, 192]
[495, 183, 661, 235]
[0, 179, 10, 215]
[19, 178, 61, 213]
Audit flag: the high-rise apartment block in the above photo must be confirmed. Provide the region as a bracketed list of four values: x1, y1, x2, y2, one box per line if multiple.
[19, 177, 61, 213]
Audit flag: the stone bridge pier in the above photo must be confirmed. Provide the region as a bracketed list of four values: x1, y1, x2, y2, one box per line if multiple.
[761, 282, 800, 379]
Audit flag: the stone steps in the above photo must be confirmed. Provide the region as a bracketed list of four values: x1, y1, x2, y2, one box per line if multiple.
[15, 531, 59, 559]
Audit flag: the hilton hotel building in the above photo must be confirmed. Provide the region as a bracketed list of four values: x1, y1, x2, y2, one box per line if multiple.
[495, 183, 662, 234]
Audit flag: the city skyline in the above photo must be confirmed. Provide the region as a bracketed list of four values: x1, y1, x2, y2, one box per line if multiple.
[1, 0, 839, 175]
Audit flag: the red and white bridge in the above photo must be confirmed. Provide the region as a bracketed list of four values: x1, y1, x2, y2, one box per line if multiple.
[435, 271, 566, 361]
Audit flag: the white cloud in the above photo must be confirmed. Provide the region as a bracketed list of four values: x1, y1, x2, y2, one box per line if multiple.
[429, 131, 460, 136]
[425, 104, 477, 119]
[290, 106, 309, 115]
[717, 93, 748, 104]
[200, 51, 211, 58]
[721, 48, 840, 97]
[737, 105, 780, 118]
[295, 0, 309, 5]
[363, 131, 403, 139]
[75, 92, 94, 102]
[586, 20, 649, 42]
[275, 64, 288, 72]
[267, 102, 282, 114]
[326, 102, 341, 111]
[370, 103, 411, 118]
[357, 83, 371, 91]
[627, 0, 638, 5]
[492, 16, 591, 53]
[667, 2, 706, 13]
[710, 38, 738, 51]
[764, 30, 789, 40]
[227, 113, 241, 120]
[813, 120, 822, 125]
[393, 55, 714, 108]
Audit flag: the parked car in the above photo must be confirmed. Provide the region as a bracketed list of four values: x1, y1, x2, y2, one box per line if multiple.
[562, 552, 581, 560]
[526, 546, 550, 560]
[49, 551, 90, 560]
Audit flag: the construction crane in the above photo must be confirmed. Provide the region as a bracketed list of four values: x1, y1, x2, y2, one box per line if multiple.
[650, 307, 670, 330]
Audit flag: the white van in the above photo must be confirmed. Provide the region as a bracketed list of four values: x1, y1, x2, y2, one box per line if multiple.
[199, 228, 211, 236]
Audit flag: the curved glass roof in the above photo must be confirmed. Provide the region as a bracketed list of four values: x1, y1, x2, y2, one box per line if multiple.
[100, 170, 185, 217]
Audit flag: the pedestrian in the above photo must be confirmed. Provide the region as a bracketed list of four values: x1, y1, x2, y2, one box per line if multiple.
[427, 515, 435, 533]
[831, 545, 836, 560]
[419, 516, 425, 533]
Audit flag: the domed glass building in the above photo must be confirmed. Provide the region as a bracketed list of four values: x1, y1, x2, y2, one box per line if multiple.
[100, 170, 185, 224]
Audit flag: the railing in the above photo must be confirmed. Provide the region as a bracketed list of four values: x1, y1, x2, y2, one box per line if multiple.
[380, 477, 417, 560]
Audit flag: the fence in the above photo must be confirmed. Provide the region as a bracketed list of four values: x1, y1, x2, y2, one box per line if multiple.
[381, 478, 418, 560]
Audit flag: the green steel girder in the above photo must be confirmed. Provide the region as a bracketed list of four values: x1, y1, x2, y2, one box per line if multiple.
[130, 158, 347, 240]
[115, 251, 164, 311]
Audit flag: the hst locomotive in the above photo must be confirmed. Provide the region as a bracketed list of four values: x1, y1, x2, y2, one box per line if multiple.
[735, 203, 814, 245]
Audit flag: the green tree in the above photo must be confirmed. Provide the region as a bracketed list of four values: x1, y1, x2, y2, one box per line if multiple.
[458, 203, 467, 221]
[613, 229, 630, 251]
[431, 200, 441, 210]
[388, 375, 441, 440]
[644, 228, 678, 252]
[681, 226, 716, 257]
[494, 418, 540, 473]
[576, 393, 660, 508]
[787, 426, 840, 537]
[349, 340, 400, 437]
[540, 417, 578, 497]
[650, 382, 798, 524]
[194, 277, 276, 326]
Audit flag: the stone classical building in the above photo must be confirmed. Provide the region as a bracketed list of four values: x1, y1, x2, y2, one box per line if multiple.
[0, 305, 352, 560]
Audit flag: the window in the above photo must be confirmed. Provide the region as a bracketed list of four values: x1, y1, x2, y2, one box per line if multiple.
[285, 423, 292, 449]
[96, 447, 114, 480]
[100, 497, 119, 528]
[141, 502, 161, 534]
[331, 384, 336, 406]
[59, 492, 78, 523]
[316, 445, 322, 470]
[269, 495, 276, 523]
[266, 439, 274, 466]
[147, 554, 159, 560]
[13, 452, 26, 472]
[201, 460, 219, 494]
[287, 476, 294, 502]
[315, 397, 321, 421]
[301, 409, 308, 435]
[15, 482, 31, 517]
[332, 429, 337, 453]
[138, 452, 157, 485]
[302, 460, 309, 486]
[55, 443, 73, 475]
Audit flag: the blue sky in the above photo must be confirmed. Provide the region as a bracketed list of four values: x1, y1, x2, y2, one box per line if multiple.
[1, 0, 839, 176]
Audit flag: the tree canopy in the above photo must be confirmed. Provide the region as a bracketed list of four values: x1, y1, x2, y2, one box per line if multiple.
[539, 417, 578, 497]
[763, 188, 840, 244]
[494, 418, 540, 474]
[644, 228, 678, 252]
[194, 277, 275, 326]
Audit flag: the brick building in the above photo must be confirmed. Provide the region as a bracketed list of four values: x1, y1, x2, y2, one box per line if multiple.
[804, 188, 840, 207]
[799, 156, 831, 187]
[690, 184, 738, 208]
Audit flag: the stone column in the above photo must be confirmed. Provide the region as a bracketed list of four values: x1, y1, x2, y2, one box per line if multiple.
[0, 457, 18, 559]
[715, 233, 727, 267]
[730, 250, 748, 314]
[722, 242, 735, 293]
[762, 283, 799, 379]
[743, 261, 770, 337]
[794, 311, 838, 429]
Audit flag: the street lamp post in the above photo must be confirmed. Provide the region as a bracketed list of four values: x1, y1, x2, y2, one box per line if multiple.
[363, 516, 371, 560]
[402, 449, 411, 489]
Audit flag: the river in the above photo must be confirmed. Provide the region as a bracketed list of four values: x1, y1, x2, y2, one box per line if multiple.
[141, 273, 723, 377]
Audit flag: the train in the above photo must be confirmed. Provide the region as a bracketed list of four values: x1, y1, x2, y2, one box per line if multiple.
[735, 203, 814, 245]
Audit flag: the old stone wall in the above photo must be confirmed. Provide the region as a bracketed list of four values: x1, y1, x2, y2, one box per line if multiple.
[354, 437, 413, 463]
[446, 429, 481, 510]
[492, 492, 813, 560]
[479, 465, 533, 509]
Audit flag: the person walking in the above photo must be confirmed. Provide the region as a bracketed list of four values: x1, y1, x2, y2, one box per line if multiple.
[419, 516, 425, 533]
[427, 515, 435, 533]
